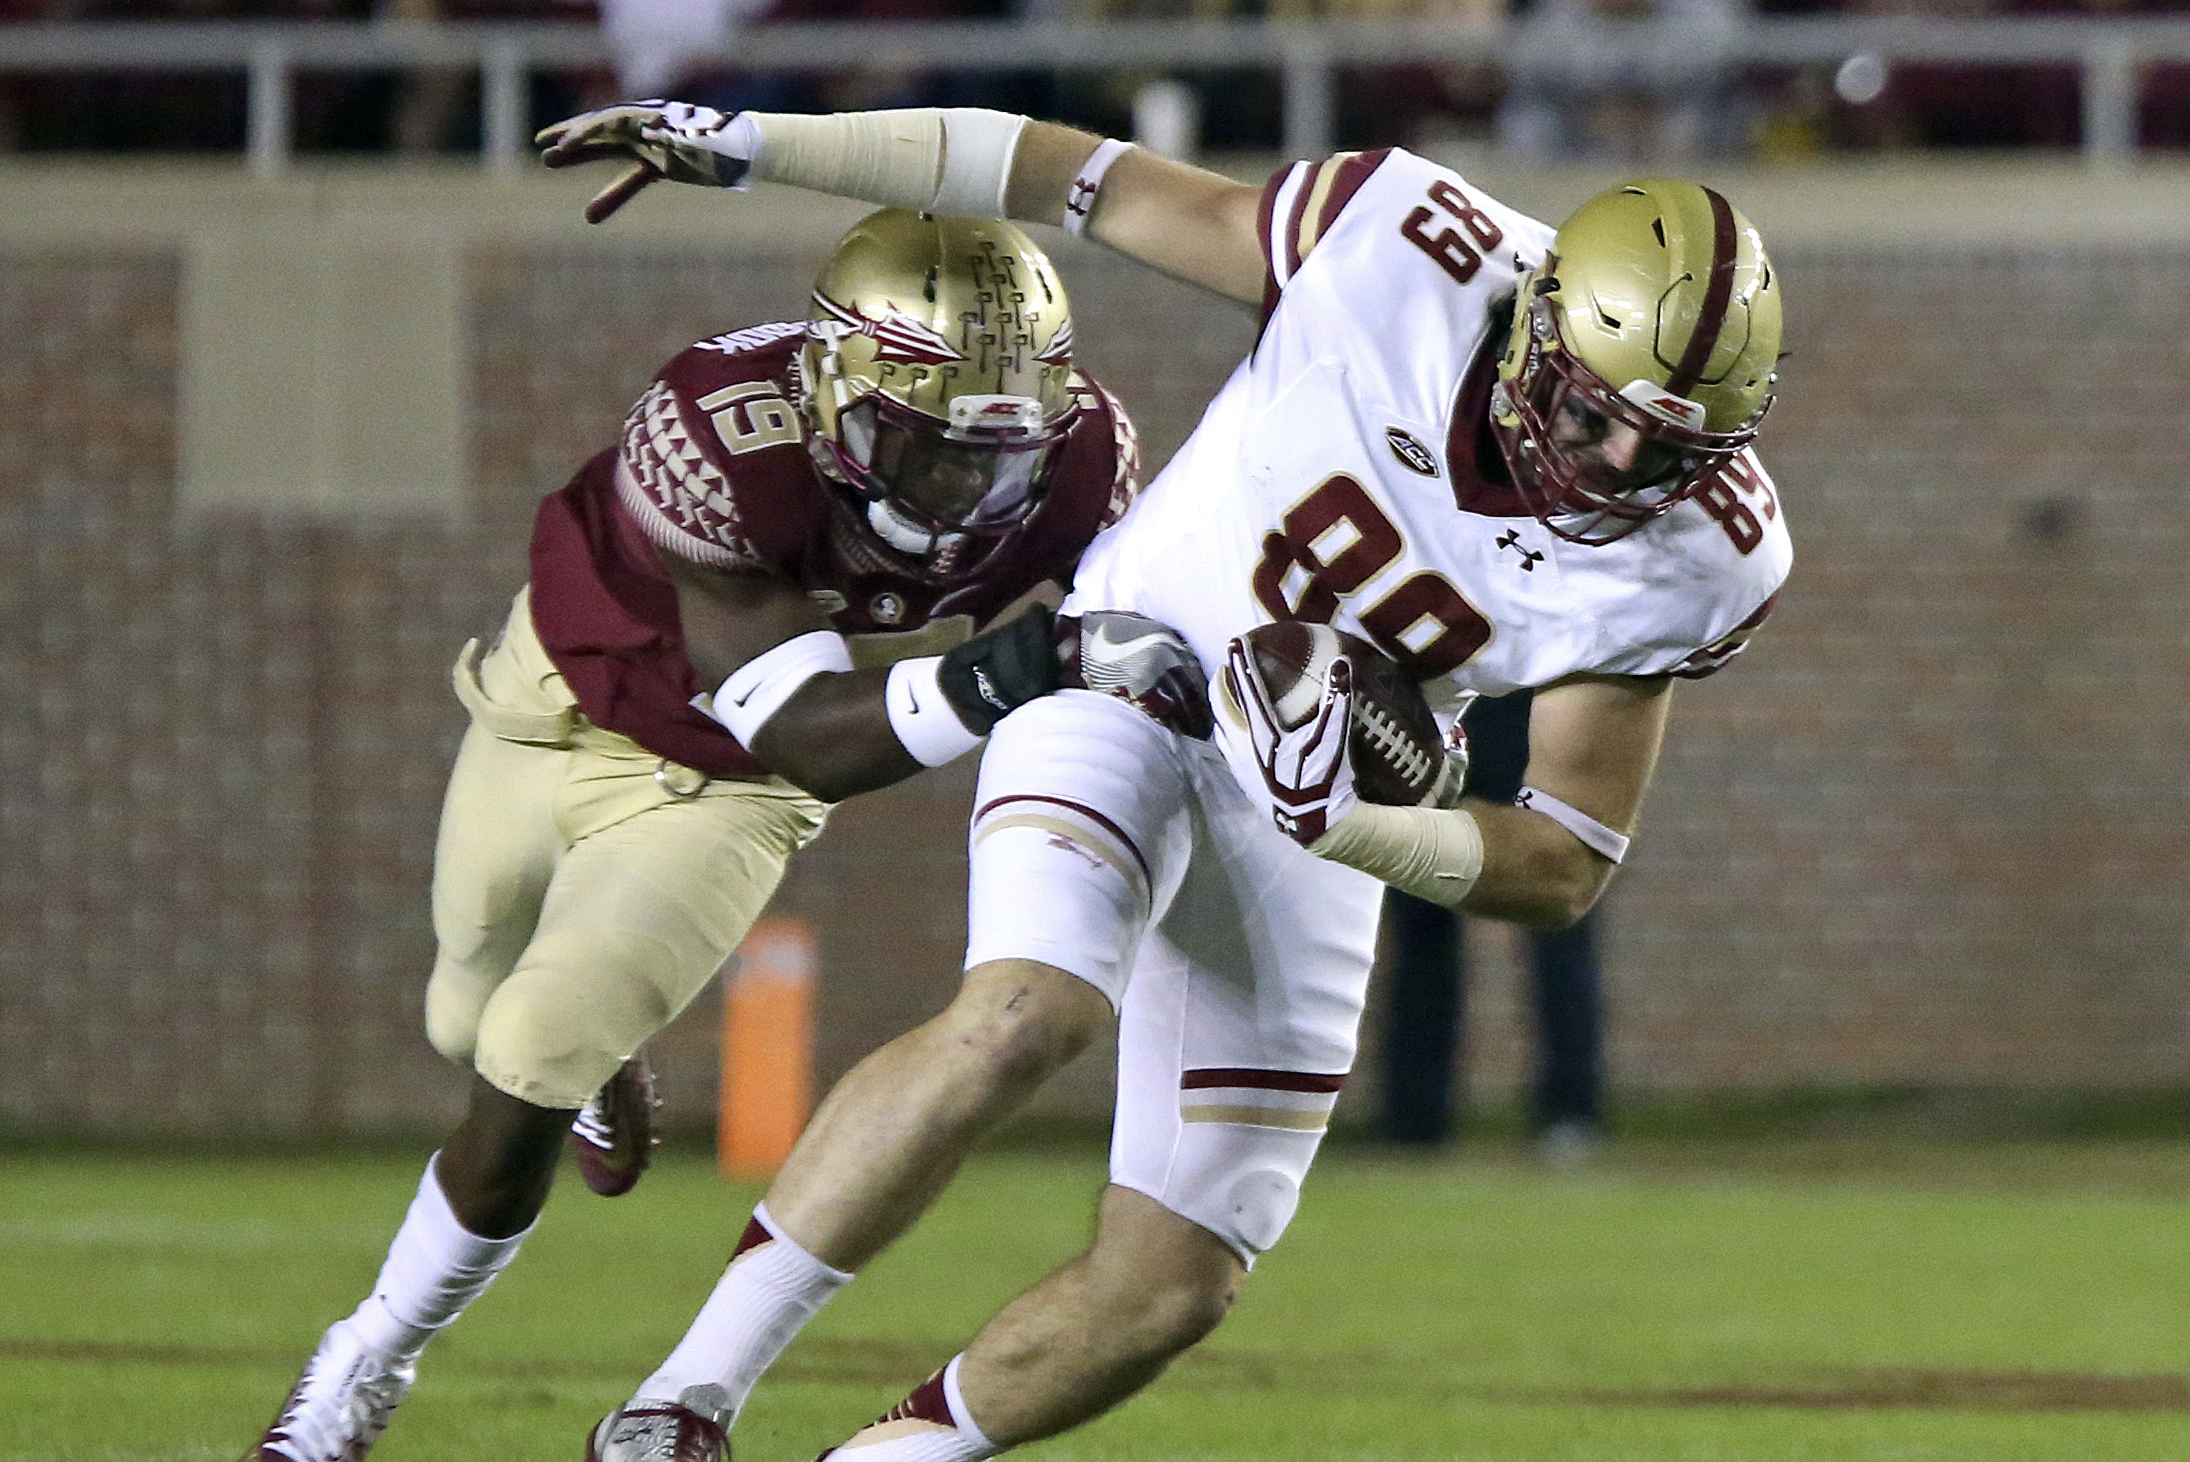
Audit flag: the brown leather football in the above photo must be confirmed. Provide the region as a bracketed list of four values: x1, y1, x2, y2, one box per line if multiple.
[1238, 621, 1457, 808]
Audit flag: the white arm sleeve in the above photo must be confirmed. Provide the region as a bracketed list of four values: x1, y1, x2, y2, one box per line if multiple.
[747, 109, 1027, 217]
[1309, 802, 1484, 908]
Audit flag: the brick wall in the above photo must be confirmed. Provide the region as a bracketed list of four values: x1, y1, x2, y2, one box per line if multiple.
[2, 173, 2185, 1138]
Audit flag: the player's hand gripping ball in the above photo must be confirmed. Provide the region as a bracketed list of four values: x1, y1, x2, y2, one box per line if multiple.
[1215, 623, 1461, 846]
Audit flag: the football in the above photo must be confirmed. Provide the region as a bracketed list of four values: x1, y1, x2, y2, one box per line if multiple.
[1235, 622, 1458, 808]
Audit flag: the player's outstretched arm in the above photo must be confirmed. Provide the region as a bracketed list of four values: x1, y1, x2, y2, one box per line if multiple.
[535, 103, 1266, 305]
[664, 554, 1061, 803]
[1462, 673, 1672, 926]
[1008, 123, 1266, 305]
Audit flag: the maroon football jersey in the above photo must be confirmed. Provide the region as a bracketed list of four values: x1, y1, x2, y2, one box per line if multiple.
[530, 323, 1141, 779]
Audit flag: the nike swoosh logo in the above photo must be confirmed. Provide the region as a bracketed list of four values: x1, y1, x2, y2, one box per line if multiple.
[1086, 626, 1177, 660]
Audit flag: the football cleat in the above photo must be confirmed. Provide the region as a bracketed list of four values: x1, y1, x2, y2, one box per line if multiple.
[569, 1051, 662, 1197]
[248, 1319, 415, 1462]
[587, 1385, 733, 1462]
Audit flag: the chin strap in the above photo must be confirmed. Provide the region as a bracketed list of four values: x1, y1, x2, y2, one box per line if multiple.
[867, 499, 955, 556]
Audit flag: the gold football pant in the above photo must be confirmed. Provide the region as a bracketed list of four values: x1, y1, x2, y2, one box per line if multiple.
[424, 588, 829, 1109]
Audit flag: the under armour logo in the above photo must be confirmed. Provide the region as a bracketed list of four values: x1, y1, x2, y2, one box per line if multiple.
[1066, 176, 1101, 223]
[1496, 530, 1545, 571]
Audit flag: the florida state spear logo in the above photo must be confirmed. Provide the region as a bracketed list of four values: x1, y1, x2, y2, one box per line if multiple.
[811, 291, 968, 365]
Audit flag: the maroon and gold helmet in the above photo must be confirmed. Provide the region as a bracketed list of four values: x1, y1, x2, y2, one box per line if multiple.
[1491, 179, 1781, 545]
[799, 209, 1077, 577]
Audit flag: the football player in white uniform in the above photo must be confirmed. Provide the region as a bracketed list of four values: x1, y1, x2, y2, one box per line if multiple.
[538, 102, 1787, 1462]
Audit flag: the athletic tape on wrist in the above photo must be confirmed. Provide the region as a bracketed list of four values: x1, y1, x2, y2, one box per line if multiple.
[1515, 785, 1630, 864]
[748, 110, 946, 211]
[747, 108, 1026, 217]
[1310, 802, 1484, 907]
[886, 655, 985, 767]
[709, 631, 854, 745]
[935, 109, 1028, 216]
[1062, 138, 1134, 238]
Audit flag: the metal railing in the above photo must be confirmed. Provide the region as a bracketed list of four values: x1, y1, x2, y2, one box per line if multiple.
[6, 15, 2190, 174]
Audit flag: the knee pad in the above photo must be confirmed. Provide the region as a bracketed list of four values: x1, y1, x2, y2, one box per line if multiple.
[1138, 1120, 1325, 1265]
[472, 929, 679, 1108]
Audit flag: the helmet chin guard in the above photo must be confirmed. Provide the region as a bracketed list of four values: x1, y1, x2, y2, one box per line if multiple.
[1492, 179, 1781, 546]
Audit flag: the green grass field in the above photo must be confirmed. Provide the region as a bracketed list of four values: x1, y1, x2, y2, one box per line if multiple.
[6, 1135, 2190, 1462]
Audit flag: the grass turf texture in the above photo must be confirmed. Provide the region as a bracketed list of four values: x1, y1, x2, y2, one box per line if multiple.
[5, 1139, 2190, 1461]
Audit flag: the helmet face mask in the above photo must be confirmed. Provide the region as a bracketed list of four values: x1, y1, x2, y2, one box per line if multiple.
[1492, 179, 1781, 546]
[1494, 291, 1770, 545]
[801, 210, 1079, 579]
[829, 389, 1070, 537]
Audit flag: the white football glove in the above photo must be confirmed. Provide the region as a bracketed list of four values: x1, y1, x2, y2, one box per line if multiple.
[1063, 611, 1212, 739]
[535, 102, 761, 223]
[1214, 637, 1358, 847]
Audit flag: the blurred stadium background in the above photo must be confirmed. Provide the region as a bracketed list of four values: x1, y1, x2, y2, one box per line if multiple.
[2, 2, 2188, 1149]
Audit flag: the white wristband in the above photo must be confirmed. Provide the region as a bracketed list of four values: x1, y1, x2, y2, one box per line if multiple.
[1310, 802, 1484, 907]
[1062, 138, 1134, 238]
[885, 655, 984, 767]
[1515, 785, 1630, 864]
[708, 630, 854, 745]
[747, 108, 1026, 218]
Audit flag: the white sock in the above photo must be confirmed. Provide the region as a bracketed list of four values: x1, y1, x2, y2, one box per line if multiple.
[343, 1154, 532, 1364]
[637, 1202, 853, 1419]
[827, 1355, 999, 1461]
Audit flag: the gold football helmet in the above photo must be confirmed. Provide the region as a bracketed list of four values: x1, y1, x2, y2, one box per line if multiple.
[1491, 179, 1781, 544]
[800, 209, 1078, 574]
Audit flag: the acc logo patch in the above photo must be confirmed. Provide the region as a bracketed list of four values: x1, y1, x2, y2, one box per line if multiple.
[1384, 427, 1439, 477]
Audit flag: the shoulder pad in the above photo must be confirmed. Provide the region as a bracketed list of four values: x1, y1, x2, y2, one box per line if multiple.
[1068, 372, 1141, 531]
[1260, 149, 1393, 295]
[617, 330, 815, 570]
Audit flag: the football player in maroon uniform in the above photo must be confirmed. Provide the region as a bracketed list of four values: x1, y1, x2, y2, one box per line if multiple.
[242, 208, 1179, 1462]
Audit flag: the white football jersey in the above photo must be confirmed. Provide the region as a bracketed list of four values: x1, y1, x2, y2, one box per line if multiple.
[1065, 148, 1791, 727]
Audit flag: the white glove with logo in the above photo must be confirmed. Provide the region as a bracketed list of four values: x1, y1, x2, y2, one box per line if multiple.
[1062, 611, 1212, 739]
[535, 102, 761, 223]
[1213, 637, 1358, 847]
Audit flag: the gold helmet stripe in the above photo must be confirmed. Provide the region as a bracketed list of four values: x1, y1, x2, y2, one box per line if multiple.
[1666, 186, 1740, 399]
